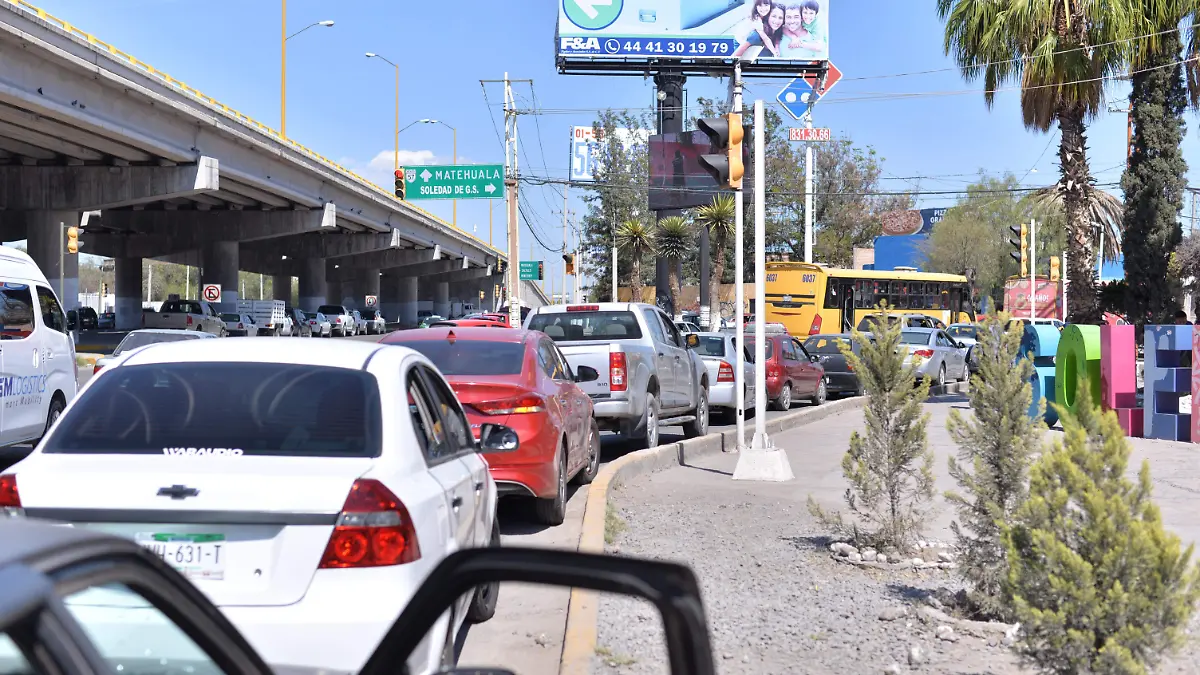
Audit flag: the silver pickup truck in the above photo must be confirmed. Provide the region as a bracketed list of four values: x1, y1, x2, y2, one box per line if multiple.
[525, 302, 710, 449]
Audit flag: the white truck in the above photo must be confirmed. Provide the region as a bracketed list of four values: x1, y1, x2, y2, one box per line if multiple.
[236, 299, 288, 336]
[142, 299, 226, 336]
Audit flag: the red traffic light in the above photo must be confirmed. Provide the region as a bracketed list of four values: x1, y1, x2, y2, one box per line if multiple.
[394, 169, 404, 179]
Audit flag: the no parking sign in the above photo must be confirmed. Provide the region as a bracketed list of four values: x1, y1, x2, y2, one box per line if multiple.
[202, 284, 222, 303]
[365, 295, 378, 308]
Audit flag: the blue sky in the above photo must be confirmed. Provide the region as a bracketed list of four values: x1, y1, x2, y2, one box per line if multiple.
[28, 0, 1193, 287]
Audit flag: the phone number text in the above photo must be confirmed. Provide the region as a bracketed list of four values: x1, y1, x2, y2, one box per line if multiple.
[559, 36, 740, 57]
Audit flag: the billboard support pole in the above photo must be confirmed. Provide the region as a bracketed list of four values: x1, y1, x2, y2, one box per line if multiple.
[804, 111, 814, 264]
[731, 62, 747, 453]
[653, 71, 686, 318]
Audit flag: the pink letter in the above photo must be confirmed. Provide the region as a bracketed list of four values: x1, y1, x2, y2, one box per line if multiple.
[1101, 324, 1142, 437]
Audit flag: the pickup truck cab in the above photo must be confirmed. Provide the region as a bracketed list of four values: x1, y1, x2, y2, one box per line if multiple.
[317, 304, 356, 337]
[143, 299, 225, 336]
[525, 303, 710, 449]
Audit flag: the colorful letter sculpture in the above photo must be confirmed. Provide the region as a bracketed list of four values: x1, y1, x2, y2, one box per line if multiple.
[1023, 324, 1060, 427]
[1054, 324, 1101, 423]
[1145, 325, 1192, 441]
[1100, 324, 1142, 437]
[1194, 329, 1200, 443]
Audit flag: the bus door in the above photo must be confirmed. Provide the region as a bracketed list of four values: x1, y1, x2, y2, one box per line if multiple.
[841, 282, 855, 332]
[949, 286, 963, 323]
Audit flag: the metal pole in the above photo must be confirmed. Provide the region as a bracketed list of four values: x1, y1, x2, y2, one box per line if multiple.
[453, 127, 458, 227]
[280, 0, 287, 136]
[804, 114, 814, 263]
[1097, 229, 1104, 279]
[58, 222, 64, 304]
[394, 64, 399, 173]
[752, 99, 770, 448]
[612, 230, 618, 302]
[504, 73, 521, 327]
[732, 63, 747, 452]
[562, 185, 569, 302]
[1029, 218, 1036, 321]
[489, 201, 494, 247]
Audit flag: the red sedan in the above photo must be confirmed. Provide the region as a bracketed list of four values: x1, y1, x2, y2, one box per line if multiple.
[745, 329, 827, 410]
[380, 327, 600, 525]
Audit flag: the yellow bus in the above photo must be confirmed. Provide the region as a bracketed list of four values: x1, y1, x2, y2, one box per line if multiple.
[762, 263, 975, 336]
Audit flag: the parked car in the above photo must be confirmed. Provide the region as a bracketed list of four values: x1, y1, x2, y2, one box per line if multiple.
[361, 308, 387, 334]
[857, 312, 938, 331]
[804, 333, 869, 398]
[418, 315, 446, 329]
[92, 329, 219, 375]
[674, 320, 701, 334]
[318, 304, 357, 337]
[144, 299, 225, 336]
[524, 303, 710, 450]
[899, 327, 969, 386]
[382, 327, 600, 525]
[689, 331, 756, 423]
[307, 311, 333, 338]
[745, 326, 827, 410]
[1, 338, 514, 673]
[287, 306, 312, 337]
[96, 311, 115, 329]
[220, 312, 256, 337]
[67, 306, 98, 330]
[351, 310, 370, 335]
[946, 323, 981, 374]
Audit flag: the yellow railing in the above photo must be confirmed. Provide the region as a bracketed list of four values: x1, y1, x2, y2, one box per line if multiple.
[2, 0, 503, 257]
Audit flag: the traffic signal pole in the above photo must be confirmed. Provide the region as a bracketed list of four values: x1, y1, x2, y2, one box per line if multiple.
[1029, 218, 1036, 322]
[732, 63, 746, 452]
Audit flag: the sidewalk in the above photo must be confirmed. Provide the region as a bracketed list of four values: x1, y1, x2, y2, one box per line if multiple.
[591, 396, 1200, 675]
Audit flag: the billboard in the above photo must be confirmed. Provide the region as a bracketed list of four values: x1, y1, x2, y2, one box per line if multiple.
[557, 0, 830, 71]
[570, 126, 650, 182]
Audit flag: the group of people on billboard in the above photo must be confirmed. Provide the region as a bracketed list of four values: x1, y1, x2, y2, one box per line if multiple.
[733, 0, 827, 61]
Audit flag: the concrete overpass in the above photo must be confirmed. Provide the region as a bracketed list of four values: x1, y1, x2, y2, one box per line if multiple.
[0, 0, 505, 327]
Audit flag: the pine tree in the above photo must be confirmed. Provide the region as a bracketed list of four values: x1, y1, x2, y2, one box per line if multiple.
[945, 313, 1043, 619]
[1002, 385, 1200, 674]
[808, 305, 934, 549]
[1122, 29, 1188, 327]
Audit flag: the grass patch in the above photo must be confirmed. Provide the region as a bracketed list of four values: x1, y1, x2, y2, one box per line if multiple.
[604, 503, 626, 546]
[595, 645, 636, 666]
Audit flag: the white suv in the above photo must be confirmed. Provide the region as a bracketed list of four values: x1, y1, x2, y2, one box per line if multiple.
[317, 304, 356, 337]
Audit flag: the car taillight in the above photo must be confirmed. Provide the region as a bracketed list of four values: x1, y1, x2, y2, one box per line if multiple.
[913, 349, 934, 358]
[319, 479, 420, 568]
[0, 474, 23, 517]
[474, 393, 545, 415]
[717, 361, 735, 383]
[238, 323, 244, 330]
[809, 314, 823, 335]
[767, 362, 783, 379]
[609, 352, 627, 392]
[93, 364, 104, 375]
[186, 315, 193, 326]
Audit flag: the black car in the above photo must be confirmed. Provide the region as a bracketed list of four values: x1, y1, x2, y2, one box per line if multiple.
[804, 333, 869, 397]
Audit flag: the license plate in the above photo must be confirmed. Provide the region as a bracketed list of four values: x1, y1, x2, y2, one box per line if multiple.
[137, 533, 226, 580]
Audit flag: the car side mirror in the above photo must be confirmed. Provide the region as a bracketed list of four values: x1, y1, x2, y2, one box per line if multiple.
[685, 333, 700, 349]
[478, 424, 519, 453]
[575, 365, 599, 382]
[809, 354, 820, 363]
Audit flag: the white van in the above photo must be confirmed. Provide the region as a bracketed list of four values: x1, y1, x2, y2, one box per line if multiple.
[0, 247, 76, 446]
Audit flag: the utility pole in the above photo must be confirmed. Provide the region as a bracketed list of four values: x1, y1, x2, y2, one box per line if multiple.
[482, 73, 531, 327]
[611, 223, 618, 302]
[1030, 218, 1037, 321]
[562, 185, 569, 303]
[804, 110, 815, 263]
[731, 62, 747, 453]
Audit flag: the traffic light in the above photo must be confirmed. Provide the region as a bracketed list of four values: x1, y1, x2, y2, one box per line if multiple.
[1007, 223, 1028, 274]
[394, 169, 405, 199]
[65, 226, 82, 255]
[696, 112, 745, 190]
[101, 282, 108, 297]
[537, 261, 545, 281]
[1049, 255, 1061, 283]
[497, 260, 506, 275]
[563, 253, 575, 275]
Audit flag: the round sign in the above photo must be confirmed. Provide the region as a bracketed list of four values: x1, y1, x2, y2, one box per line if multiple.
[563, 0, 622, 30]
[365, 295, 378, 308]
[879, 210, 924, 236]
[202, 284, 222, 302]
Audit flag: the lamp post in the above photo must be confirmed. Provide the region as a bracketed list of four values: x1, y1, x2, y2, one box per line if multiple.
[418, 119, 458, 227]
[280, 1, 333, 137]
[365, 53, 400, 173]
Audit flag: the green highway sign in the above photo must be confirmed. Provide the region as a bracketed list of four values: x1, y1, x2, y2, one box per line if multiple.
[402, 164, 503, 200]
[519, 260, 543, 281]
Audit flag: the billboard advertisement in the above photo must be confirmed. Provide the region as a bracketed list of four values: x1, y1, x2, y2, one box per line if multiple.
[1005, 277, 1063, 320]
[570, 126, 650, 182]
[557, 0, 830, 69]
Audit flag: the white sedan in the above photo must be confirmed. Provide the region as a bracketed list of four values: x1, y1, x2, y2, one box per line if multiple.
[1, 338, 514, 674]
[307, 311, 333, 338]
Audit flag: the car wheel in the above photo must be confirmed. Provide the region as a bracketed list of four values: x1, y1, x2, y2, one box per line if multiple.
[634, 393, 660, 450]
[772, 382, 792, 411]
[572, 420, 601, 486]
[219, 327, 227, 338]
[811, 378, 827, 406]
[533, 444, 567, 526]
[682, 386, 709, 438]
[936, 364, 946, 387]
[38, 396, 65, 445]
[467, 521, 500, 623]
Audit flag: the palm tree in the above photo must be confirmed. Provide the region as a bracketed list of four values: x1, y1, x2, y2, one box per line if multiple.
[937, 0, 1133, 322]
[615, 219, 655, 303]
[657, 216, 693, 319]
[695, 194, 737, 328]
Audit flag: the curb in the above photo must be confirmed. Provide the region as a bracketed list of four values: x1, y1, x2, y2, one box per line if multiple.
[556, 380, 969, 674]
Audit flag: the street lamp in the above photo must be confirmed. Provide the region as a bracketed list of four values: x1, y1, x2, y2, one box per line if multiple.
[418, 119, 458, 227]
[365, 53, 400, 173]
[280, 0, 334, 137]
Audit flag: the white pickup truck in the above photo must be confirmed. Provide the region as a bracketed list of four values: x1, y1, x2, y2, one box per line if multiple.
[524, 302, 710, 449]
[236, 299, 288, 336]
[143, 299, 225, 336]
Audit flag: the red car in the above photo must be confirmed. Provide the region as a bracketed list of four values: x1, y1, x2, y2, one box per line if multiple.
[745, 328, 827, 410]
[380, 327, 600, 525]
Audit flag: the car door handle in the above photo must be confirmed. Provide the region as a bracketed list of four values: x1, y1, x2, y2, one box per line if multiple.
[658, 352, 665, 357]
[475, 481, 484, 492]
[451, 495, 463, 509]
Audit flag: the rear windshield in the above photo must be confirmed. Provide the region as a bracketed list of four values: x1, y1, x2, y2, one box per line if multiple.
[946, 325, 977, 339]
[900, 331, 932, 345]
[857, 315, 900, 330]
[361, 310, 379, 320]
[527, 311, 643, 341]
[160, 301, 202, 315]
[113, 332, 201, 356]
[388, 340, 525, 376]
[42, 363, 381, 457]
[317, 305, 344, 316]
[220, 313, 240, 322]
[805, 336, 851, 355]
[743, 338, 775, 360]
[694, 335, 726, 357]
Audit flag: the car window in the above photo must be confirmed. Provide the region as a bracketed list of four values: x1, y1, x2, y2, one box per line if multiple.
[793, 339, 812, 361]
[694, 335, 726, 357]
[0, 633, 33, 675]
[780, 338, 798, 361]
[658, 313, 682, 348]
[113, 332, 200, 355]
[641, 309, 665, 342]
[539, 339, 571, 380]
[407, 368, 446, 461]
[42, 363, 382, 457]
[528, 310, 644, 341]
[62, 583, 228, 675]
[220, 313, 239, 322]
[549, 343, 575, 379]
[34, 285, 65, 334]
[388, 339, 525, 376]
[0, 283, 35, 340]
[900, 331, 931, 346]
[317, 305, 344, 316]
[804, 336, 849, 355]
[416, 365, 474, 456]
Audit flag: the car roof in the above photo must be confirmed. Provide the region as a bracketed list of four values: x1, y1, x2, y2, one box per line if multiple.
[807, 333, 854, 339]
[125, 328, 214, 337]
[532, 302, 653, 314]
[383, 326, 532, 344]
[902, 327, 938, 334]
[118, 336, 400, 369]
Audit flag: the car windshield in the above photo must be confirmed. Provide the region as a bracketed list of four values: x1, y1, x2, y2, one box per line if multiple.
[947, 325, 977, 339]
[743, 337, 774, 360]
[317, 305, 343, 316]
[112, 332, 201, 356]
[527, 311, 643, 341]
[388, 339, 525, 376]
[362, 310, 379, 319]
[42, 363, 382, 457]
[694, 335, 726, 357]
[900, 331, 932, 346]
[160, 300, 202, 314]
[858, 315, 900, 330]
[805, 336, 851, 355]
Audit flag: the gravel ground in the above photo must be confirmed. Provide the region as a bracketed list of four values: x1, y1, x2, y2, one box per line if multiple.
[590, 401, 1200, 675]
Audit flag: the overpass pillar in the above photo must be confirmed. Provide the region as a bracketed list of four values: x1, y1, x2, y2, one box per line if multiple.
[326, 279, 342, 306]
[26, 211, 80, 311]
[272, 274, 292, 304]
[348, 269, 380, 310]
[114, 257, 142, 331]
[298, 258, 326, 313]
[399, 277, 418, 328]
[200, 240, 238, 312]
[434, 282, 450, 319]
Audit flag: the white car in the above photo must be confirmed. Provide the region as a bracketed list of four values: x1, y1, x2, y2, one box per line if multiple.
[308, 311, 333, 338]
[352, 310, 369, 336]
[319, 304, 357, 337]
[220, 312, 256, 337]
[0, 338, 514, 674]
[92, 329, 219, 375]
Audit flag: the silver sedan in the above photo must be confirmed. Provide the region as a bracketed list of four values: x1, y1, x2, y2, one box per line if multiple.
[899, 327, 969, 387]
[691, 331, 756, 423]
